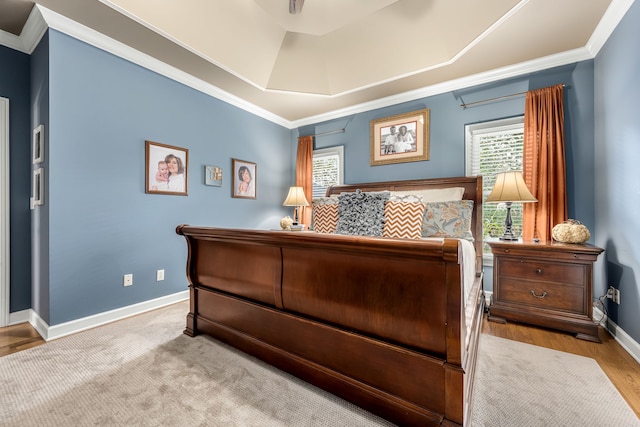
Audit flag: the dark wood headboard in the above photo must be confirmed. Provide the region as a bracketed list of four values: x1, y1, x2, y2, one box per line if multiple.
[326, 176, 483, 274]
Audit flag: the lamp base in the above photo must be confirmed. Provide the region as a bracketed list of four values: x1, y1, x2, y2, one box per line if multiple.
[499, 202, 519, 240]
[499, 233, 519, 241]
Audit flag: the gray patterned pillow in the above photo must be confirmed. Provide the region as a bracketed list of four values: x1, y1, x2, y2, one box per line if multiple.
[335, 190, 390, 236]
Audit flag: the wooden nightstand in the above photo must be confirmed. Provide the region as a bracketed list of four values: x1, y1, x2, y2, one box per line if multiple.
[488, 239, 604, 342]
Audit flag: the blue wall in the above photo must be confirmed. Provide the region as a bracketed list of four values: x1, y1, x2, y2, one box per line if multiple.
[594, 0, 640, 343]
[31, 32, 50, 322]
[39, 30, 292, 325]
[303, 62, 597, 294]
[3, 13, 637, 346]
[0, 44, 32, 313]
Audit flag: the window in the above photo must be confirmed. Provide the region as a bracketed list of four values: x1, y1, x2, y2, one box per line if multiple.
[312, 146, 344, 199]
[465, 117, 524, 256]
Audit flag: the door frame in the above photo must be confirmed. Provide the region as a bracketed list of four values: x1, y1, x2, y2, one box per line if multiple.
[0, 97, 9, 327]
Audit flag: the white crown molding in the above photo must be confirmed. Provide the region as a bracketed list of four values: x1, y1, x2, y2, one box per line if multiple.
[0, 29, 23, 53]
[291, 46, 593, 128]
[20, 4, 49, 54]
[28, 290, 188, 341]
[0, 4, 47, 54]
[35, 5, 291, 128]
[2, 1, 633, 128]
[586, 0, 636, 56]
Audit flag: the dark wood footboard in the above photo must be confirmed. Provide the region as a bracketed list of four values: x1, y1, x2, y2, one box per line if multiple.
[177, 226, 482, 426]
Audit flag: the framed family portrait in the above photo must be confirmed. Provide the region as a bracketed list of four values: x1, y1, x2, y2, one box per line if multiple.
[205, 165, 223, 187]
[370, 108, 430, 166]
[33, 124, 44, 164]
[145, 140, 189, 196]
[232, 158, 256, 199]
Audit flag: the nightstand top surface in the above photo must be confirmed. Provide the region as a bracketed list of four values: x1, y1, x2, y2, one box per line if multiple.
[486, 239, 604, 254]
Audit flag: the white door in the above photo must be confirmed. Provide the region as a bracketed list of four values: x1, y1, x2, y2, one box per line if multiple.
[0, 97, 9, 327]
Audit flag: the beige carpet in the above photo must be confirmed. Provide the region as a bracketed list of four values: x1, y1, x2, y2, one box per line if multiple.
[0, 301, 638, 426]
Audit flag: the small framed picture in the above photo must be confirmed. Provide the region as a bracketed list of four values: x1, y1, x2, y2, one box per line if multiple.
[204, 165, 223, 187]
[232, 158, 256, 199]
[370, 109, 430, 166]
[33, 124, 44, 164]
[33, 167, 44, 206]
[145, 140, 189, 196]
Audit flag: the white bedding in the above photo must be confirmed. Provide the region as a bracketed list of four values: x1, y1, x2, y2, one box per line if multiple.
[423, 237, 479, 351]
[422, 237, 477, 306]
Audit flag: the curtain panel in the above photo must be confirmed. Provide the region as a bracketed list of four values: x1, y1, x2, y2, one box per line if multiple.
[522, 84, 568, 241]
[295, 136, 313, 227]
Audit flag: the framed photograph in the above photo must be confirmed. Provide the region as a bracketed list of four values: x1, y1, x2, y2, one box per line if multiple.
[33, 167, 44, 206]
[370, 109, 430, 166]
[232, 158, 256, 199]
[145, 140, 189, 196]
[33, 124, 44, 164]
[205, 165, 223, 187]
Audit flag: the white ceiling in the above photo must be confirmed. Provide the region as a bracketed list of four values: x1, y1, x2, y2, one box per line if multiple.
[0, 0, 633, 127]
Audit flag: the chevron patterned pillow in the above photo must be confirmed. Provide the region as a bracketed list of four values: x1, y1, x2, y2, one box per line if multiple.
[383, 201, 426, 239]
[311, 197, 339, 233]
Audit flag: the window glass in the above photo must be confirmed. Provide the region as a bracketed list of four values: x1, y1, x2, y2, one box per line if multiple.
[465, 117, 524, 256]
[312, 146, 344, 198]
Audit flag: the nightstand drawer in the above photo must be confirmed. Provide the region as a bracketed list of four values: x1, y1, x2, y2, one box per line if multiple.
[498, 258, 584, 286]
[499, 277, 584, 313]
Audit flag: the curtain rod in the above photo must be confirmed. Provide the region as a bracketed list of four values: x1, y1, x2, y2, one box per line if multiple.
[311, 128, 345, 137]
[460, 84, 566, 109]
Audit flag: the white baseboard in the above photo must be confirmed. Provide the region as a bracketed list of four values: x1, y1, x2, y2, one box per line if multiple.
[593, 306, 640, 364]
[18, 291, 189, 341]
[8, 309, 31, 325]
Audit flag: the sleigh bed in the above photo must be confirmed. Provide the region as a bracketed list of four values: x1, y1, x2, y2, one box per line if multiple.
[177, 176, 484, 426]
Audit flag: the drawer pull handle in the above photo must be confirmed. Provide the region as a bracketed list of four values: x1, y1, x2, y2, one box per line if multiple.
[530, 290, 548, 299]
[504, 249, 510, 253]
[535, 268, 543, 274]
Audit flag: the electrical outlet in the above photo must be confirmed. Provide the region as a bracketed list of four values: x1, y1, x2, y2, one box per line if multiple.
[156, 269, 165, 281]
[124, 274, 133, 287]
[608, 286, 620, 304]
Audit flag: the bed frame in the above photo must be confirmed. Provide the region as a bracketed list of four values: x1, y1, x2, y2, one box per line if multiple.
[177, 176, 484, 426]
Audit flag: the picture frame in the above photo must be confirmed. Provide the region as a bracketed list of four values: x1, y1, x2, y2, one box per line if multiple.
[33, 124, 44, 164]
[145, 140, 189, 196]
[204, 165, 223, 187]
[370, 109, 430, 166]
[33, 167, 44, 206]
[232, 158, 256, 199]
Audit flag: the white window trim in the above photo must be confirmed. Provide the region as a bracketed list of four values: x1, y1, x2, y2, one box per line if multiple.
[465, 116, 524, 266]
[313, 145, 344, 184]
[465, 116, 524, 176]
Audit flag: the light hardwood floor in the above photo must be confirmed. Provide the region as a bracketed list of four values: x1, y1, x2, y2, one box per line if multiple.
[0, 322, 45, 356]
[1, 315, 639, 418]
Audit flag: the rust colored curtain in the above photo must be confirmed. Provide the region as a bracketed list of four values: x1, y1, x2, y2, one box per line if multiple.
[295, 136, 313, 227]
[522, 84, 567, 241]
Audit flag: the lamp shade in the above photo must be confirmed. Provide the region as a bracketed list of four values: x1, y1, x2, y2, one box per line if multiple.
[283, 186, 310, 207]
[486, 171, 537, 203]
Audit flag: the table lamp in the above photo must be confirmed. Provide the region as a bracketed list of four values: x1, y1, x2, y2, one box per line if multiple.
[283, 186, 310, 230]
[485, 171, 537, 240]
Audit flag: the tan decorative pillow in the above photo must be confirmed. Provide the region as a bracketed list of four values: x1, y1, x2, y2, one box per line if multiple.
[383, 201, 426, 239]
[311, 197, 339, 233]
